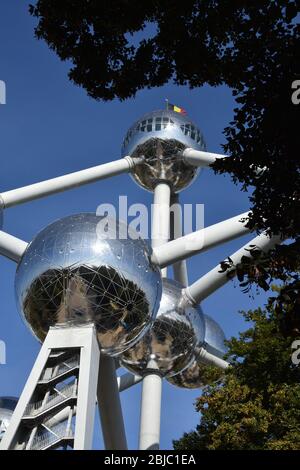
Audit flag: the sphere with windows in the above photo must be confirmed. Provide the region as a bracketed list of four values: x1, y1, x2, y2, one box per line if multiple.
[122, 109, 206, 192]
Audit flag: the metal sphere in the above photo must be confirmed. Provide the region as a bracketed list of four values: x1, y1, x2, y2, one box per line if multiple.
[0, 397, 18, 442]
[167, 360, 219, 389]
[15, 213, 162, 356]
[121, 109, 206, 193]
[167, 314, 227, 389]
[120, 279, 205, 378]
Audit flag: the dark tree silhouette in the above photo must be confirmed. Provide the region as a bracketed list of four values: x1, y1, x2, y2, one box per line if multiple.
[29, 1, 300, 333]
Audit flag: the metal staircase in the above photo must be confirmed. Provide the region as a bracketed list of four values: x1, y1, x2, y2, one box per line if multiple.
[0, 324, 100, 450]
[11, 351, 80, 449]
[29, 421, 74, 450]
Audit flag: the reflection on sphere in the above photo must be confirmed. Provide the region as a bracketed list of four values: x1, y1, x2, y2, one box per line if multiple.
[167, 360, 225, 389]
[122, 110, 206, 193]
[167, 314, 227, 389]
[120, 279, 205, 377]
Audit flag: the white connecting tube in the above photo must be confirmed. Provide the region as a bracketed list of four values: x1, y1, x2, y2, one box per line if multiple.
[139, 182, 171, 450]
[0, 156, 141, 208]
[0, 231, 28, 262]
[153, 211, 251, 268]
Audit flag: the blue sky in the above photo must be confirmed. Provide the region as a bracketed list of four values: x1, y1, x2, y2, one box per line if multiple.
[0, 1, 270, 450]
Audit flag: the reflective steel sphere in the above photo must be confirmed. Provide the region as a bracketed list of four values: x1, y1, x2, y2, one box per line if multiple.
[0, 397, 18, 442]
[122, 109, 206, 193]
[202, 314, 227, 358]
[167, 314, 227, 389]
[15, 213, 162, 356]
[120, 279, 205, 377]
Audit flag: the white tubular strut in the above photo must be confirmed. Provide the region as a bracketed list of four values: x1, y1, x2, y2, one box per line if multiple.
[0, 157, 141, 208]
[183, 232, 282, 306]
[198, 348, 229, 370]
[153, 211, 251, 268]
[183, 148, 266, 175]
[183, 148, 225, 167]
[139, 182, 171, 450]
[97, 355, 128, 450]
[0, 231, 28, 262]
[169, 193, 188, 286]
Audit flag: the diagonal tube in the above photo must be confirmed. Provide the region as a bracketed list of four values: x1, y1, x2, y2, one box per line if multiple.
[97, 355, 128, 450]
[0, 231, 28, 262]
[152, 211, 251, 268]
[118, 372, 142, 392]
[183, 148, 266, 175]
[183, 148, 225, 167]
[198, 347, 229, 370]
[183, 232, 282, 305]
[0, 157, 141, 208]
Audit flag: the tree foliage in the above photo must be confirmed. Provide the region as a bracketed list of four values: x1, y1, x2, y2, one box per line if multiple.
[173, 296, 300, 450]
[29, 1, 300, 333]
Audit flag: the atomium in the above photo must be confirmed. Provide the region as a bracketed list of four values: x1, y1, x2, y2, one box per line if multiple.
[167, 314, 227, 389]
[120, 278, 205, 378]
[0, 397, 18, 442]
[15, 213, 162, 356]
[121, 109, 206, 193]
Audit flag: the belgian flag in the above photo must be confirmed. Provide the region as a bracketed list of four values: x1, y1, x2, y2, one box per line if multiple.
[166, 102, 187, 115]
